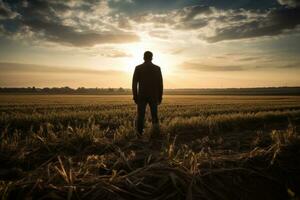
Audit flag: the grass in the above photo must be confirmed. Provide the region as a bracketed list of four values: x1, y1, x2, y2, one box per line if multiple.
[0, 95, 300, 199]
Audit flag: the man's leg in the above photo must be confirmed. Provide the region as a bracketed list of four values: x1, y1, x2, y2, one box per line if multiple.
[136, 100, 146, 135]
[149, 101, 160, 137]
[149, 101, 159, 124]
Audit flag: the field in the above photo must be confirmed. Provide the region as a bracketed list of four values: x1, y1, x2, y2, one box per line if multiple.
[0, 95, 300, 199]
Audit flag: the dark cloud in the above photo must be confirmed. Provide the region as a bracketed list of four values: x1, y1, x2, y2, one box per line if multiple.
[108, 0, 200, 14]
[0, 62, 124, 75]
[123, 1, 300, 42]
[0, 1, 17, 19]
[109, 0, 279, 14]
[199, 0, 279, 10]
[0, 0, 139, 46]
[126, 2, 300, 41]
[175, 19, 208, 30]
[278, 0, 300, 7]
[23, 19, 139, 47]
[180, 5, 213, 21]
[183, 62, 244, 71]
[204, 7, 300, 42]
[1, 0, 300, 45]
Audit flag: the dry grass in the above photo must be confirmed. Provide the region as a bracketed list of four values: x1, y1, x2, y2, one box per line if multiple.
[0, 95, 300, 199]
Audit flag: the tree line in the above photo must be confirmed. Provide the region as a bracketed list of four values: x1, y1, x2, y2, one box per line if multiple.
[0, 86, 299, 95]
[0, 87, 129, 94]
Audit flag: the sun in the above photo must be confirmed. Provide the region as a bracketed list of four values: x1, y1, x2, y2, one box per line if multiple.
[121, 42, 174, 76]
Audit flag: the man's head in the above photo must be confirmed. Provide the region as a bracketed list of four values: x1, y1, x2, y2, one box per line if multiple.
[144, 51, 153, 62]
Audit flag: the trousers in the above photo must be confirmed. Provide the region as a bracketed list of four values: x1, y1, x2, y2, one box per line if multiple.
[136, 99, 159, 134]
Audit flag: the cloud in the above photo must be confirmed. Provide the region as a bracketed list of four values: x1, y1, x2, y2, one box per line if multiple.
[148, 30, 170, 39]
[276, 62, 300, 68]
[182, 61, 300, 71]
[238, 56, 260, 61]
[97, 49, 132, 57]
[108, 0, 277, 14]
[204, 7, 300, 43]
[23, 19, 139, 47]
[1, 0, 300, 46]
[128, 5, 212, 30]
[115, 14, 133, 30]
[126, 2, 300, 43]
[0, 1, 17, 19]
[0, 62, 125, 75]
[170, 48, 185, 54]
[0, 61, 129, 88]
[0, 0, 139, 47]
[180, 5, 213, 21]
[182, 62, 244, 71]
[175, 19, 208, 30]
[125, 3, 300, 43]
[278, 0, 300, 7]
[107, 0, 200, 14]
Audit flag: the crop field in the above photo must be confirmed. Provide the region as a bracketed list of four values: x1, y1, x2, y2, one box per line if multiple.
[0, 94, 300, 199]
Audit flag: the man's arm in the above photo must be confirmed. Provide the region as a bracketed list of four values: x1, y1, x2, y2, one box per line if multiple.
[158, 68, 163, 104]
[132, 68, 138, 103]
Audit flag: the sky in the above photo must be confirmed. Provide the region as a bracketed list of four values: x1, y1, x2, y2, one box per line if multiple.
[0, 0, 300, 88]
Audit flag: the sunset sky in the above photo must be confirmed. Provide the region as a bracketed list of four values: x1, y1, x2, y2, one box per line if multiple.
[0, 0, 300, 88]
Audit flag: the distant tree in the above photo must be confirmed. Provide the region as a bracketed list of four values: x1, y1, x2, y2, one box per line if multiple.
[118, 87, 125, 92]
[77, 87, 86, 93]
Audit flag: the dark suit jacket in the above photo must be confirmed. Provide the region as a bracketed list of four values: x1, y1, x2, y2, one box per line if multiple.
[132, 61, 163, 103]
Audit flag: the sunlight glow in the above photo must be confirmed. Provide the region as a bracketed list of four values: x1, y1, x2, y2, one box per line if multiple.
[121, 35, 175, 76]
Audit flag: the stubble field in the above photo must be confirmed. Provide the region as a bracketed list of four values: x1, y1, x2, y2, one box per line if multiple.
[0, 95, 300, 200]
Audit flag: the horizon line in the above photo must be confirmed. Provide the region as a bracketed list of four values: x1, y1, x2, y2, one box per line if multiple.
[1, 86, 300, 90]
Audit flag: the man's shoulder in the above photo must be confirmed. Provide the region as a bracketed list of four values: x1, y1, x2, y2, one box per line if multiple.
[135, 64, 144, 70]
[135, 63, 161, 71]
[152, 63, 161, 69]
[148, 63, 161, 71]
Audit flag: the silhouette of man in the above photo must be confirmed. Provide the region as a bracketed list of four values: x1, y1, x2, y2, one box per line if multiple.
[132, 51, 163, 135]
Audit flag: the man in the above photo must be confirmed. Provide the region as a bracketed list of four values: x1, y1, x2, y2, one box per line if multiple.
[132, 51, 163, 136]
